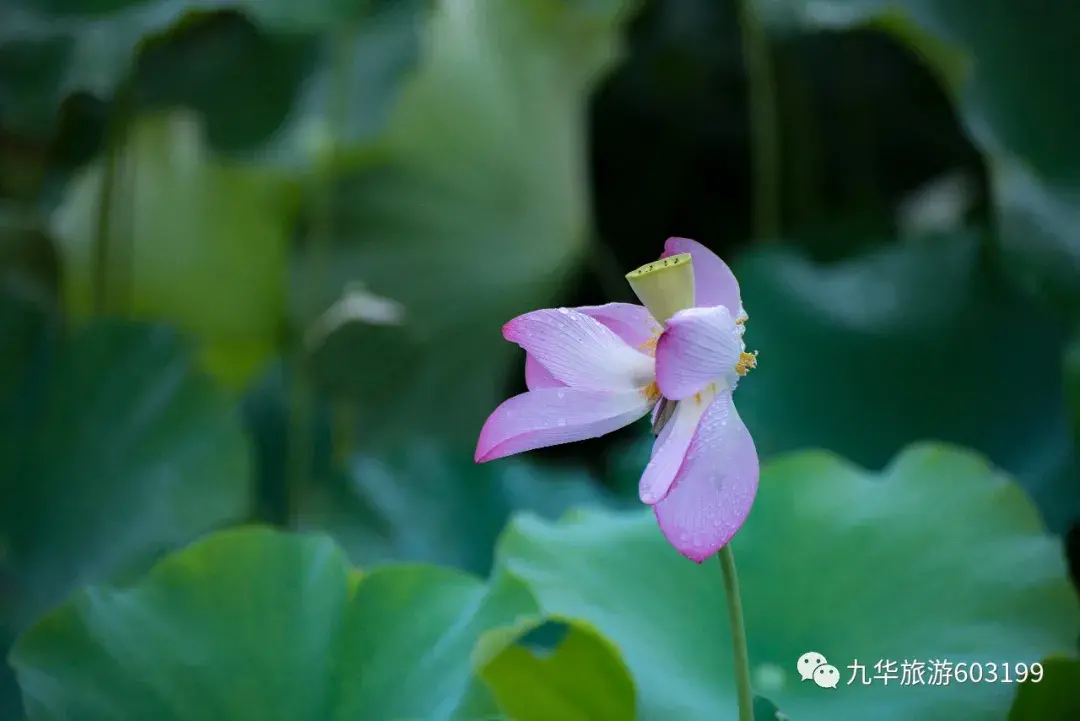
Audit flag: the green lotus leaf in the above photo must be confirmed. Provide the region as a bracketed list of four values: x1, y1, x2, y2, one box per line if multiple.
[496, 443, 1080, 721]
[475, 616, 636, 721]
[10, 527, 540, 721]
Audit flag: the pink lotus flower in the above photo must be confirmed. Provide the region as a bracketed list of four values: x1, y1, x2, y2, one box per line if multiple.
[475, 238, 759, 562]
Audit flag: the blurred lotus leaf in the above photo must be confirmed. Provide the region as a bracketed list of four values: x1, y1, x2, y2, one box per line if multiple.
[50, 112, 295, 389]
[752, 695, 790, 721]
[733, 232, 1080, 530]
[10, 527, 538, 721]
[771, 0, 1080, 312]
[993, 162, 1080, 316]
[302, 0, 637, 447]
[0, 318, 251, 716]
[0, 0, 428, 149]
[0, 296, 46, 412]
[0, 319, 251, 628]
[1066, 332, 1080, 458]
[766, 0, 1077, 173]
[0, 211, 59, 311]
[302, 283, 423, 409]
[294, 439, 620, 577]
[240, 361, 621, 575]
[495, 444, 1080, 721]
[0, 216, 60, 405]
[1007, 655, 1080, 721]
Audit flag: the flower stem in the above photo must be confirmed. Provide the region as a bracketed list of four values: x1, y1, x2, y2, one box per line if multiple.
[91, 78, 134, 315]
[718, 544, 754, 721]
[736, 0, 781, 243]
[286, 30, 353, 522]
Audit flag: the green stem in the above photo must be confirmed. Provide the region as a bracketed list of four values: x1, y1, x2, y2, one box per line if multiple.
[91, 139, 116, 315]
[91, 79, 134, 315]
[841, 46, 877, 221]
[285, 32, 353, 522]
[726, 4, 767, 711]
[719, 545, 754, 721]
[284, 363, 314, 524]
[736, 0, 782, 242]
[783, 59, 820, 232]
[331, 400, 357, 466]
[308, 31, 352, 290]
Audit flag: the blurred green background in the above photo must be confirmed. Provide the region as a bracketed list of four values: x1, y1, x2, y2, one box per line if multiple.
[1, 0, 1079, 719]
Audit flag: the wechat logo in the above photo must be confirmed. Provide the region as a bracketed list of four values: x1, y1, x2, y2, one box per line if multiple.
[798, 651, 839, 689]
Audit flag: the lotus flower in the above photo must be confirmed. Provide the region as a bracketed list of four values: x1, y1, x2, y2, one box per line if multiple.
[475, 238, 759, 562]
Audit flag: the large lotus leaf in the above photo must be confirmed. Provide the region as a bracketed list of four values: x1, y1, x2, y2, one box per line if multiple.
[765, 0, 1080, 311]
[303, 0, 636, 447]
[50, 112, 294, 389]
[0, 319, 251, 628]
[0, 319, 251, 717]
[0, 0, 428, 150]
[495, 444, 1080, 721]
[732, 233, 1079, 530]
[10, 527, 538, 721]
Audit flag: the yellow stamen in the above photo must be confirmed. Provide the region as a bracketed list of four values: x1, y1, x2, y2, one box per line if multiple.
[736, 350, 758, 376]
[642, 381, 662, 404]
[637, 332, 660, 355]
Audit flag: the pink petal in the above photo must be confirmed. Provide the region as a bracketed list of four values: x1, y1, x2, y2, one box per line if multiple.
[639, 391, 713, 504]
[662, 237, 743, 314]
[504, 308, 654, 391]
[475, 388, 654, 463]
[655, 305, 742, 401]
[578, 303, 660, 350]
[525, 354, 564, 390]
[522, 303, 659, 391]
[653, 389, 759, 563]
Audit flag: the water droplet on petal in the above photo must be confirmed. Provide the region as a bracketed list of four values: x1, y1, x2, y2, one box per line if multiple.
[557, 389, 565, 399]
[558, 307, 570, 314]
[557, 418, 567, 427]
